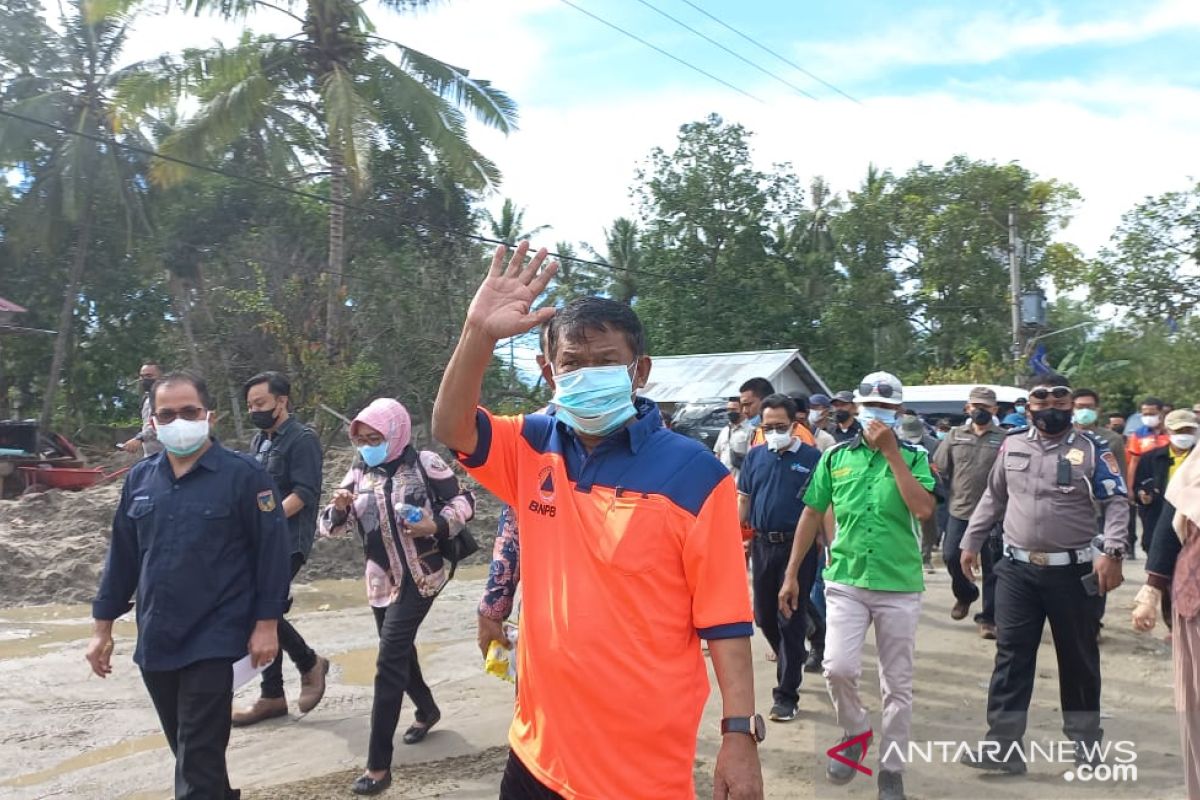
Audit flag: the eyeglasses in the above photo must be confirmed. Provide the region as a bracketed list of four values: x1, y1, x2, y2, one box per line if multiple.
[1029, 386, 1072, 401]
[761, 423, 792, 434]
[153, 406, 206, 425]
[350, 435, 386, 447]
[858, 382, 896, 398]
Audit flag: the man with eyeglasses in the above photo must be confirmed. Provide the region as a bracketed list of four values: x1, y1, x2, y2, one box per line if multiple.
[120, 361, 165, 458]
[88, 371, 290, 800]
[737, 393, 822, 723]
[778, 372, 936, 800]
[958, 374, 1129, 776]
[233, 371, 329, 726]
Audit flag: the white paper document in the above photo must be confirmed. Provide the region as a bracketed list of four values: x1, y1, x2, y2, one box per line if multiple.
[231, 654, 268, 691]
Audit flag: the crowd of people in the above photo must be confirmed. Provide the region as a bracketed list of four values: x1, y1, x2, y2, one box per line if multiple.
[81, 240, 1200, 800]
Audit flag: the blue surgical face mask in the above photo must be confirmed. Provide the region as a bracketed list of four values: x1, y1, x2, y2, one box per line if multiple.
[858, 405, 898, 426]
[1015, 405, 1027, 415]
[551, 361, 638, 437]
[358, 442, 389, 467]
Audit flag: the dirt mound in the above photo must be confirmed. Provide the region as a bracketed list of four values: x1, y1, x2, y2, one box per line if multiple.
[0, 481, 121, 606]
[0, 446, 503, 606]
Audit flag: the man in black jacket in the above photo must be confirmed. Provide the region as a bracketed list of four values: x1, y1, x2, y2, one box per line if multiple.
[1135, 409, 1198, 557]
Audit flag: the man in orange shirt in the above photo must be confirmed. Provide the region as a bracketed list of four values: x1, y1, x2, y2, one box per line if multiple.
[1127, 396, 1171, 554]
[433, 242, 763, 800]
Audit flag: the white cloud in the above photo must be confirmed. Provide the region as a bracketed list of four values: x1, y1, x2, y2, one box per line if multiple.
[794, 0, 1200, 82]
[471, 75, 1200, 261]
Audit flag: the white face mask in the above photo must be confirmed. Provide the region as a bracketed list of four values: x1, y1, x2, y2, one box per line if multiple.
[1143, 415, 1161, 428]
[765, 430, 793, 451]
[808, 409, 824, 427]
[1171, 433, 1196, 451]
[156, 417, 210, 456]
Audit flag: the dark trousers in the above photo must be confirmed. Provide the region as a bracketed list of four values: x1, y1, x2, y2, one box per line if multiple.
[920, 511, 941, 561]
[752, 534, 817, 706]
[261, 553, 317, 699]
[141, 658, 239, 800]
[985, 557, 1102, 747]
[943, 515, 1000, 623]
[367, 576, 437, 771]
[499, 751, 564, 799]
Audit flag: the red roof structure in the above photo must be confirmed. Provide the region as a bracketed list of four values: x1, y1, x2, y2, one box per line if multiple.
[0, 297, 28, 314]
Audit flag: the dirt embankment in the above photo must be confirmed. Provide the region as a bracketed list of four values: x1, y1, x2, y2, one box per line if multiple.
[0, 446, 502, 607]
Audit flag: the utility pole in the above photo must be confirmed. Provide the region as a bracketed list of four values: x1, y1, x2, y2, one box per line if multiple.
[1008, 205, 1022, 384]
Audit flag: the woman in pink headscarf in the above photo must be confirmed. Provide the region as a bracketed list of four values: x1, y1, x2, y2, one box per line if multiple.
[319, 398, 475, 796]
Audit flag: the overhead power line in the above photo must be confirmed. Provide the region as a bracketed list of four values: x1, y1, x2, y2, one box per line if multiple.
[631, 0, 816, 101]
[555, 0, 763, 104]
[675, 0, 862, 104]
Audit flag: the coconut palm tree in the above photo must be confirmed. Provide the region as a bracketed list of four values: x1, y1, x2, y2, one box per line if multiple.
[482, 197, 549, 244]
[123, 0, 517, 358]
[0, 0, 155, 426]
[585, 217, 642, 304]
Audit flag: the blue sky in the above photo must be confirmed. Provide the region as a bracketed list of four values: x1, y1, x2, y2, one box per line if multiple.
[103, 0, 1200, 265]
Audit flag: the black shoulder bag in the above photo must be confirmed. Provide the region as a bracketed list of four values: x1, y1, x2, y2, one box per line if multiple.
[414, 456, 480, 580]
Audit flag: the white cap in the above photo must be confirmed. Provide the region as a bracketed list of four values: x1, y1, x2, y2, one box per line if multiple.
[854, 371, 903, 407]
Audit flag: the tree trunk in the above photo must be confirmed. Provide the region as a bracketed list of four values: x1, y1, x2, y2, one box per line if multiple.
[325, 139, 346, 360]
[192, 269, 245, 442]
[170, 275, 204, 371]
[40, 207, 93, 429]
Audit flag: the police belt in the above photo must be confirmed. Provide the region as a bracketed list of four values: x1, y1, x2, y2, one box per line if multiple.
[1004, 545, 1093, 566]
[756, 530, 794, 544]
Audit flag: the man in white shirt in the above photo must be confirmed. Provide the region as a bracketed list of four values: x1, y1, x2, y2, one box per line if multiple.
[714, 397, 751, 479]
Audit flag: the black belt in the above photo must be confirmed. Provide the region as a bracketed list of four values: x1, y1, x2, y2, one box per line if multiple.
[756, 531, 793, 544]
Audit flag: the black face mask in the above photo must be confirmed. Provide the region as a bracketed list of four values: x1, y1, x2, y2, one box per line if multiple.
[1032, 407, 1073, 436]
[727, 411, 742, 424]
[970, 408, 992, 426]
[250, 406, 279, 431]
[834, 409, 853, 424]
[140, 378, 156, 394]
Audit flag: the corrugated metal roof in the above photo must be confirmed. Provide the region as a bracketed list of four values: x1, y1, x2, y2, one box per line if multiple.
[0, 297, 28, 314]
[641, 348, 830, 403]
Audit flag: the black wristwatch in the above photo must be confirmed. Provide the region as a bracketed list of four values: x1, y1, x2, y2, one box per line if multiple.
[720, 714, 765, 744]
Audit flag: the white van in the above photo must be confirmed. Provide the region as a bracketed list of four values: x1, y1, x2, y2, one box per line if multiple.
[902, 383, 1026, 426]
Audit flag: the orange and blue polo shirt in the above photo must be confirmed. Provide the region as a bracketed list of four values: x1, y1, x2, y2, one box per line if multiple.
[457, 398, 753, 800]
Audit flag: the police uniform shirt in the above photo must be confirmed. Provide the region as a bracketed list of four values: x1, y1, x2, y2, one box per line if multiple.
[962, 428, 1130, 554]
[92, 443, 291, 671]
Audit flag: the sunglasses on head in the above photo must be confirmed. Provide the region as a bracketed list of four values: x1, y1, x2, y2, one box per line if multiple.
[1028, 386, 1072, 401]
[858, 382, 895, 398]
[153, 406, 206, 425]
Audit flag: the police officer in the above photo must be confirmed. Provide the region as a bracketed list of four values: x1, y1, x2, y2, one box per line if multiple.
[933, 386, 1006, 638]
[234, 371, 329, 726]
[958, 374, 1129, 775]
[737, 393, 822, 723]
[88, 371, 291, 799]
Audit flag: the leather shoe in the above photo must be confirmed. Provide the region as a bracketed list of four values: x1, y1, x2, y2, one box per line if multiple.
[877, 769, 906, 800]
[298, 655, 329, 714]
[402, 709, 441, 744]
[351, 772, 391, 795]
[231, 696, 287, 727]
[978, 622, 997, 640]
[950, 600, 971, 620]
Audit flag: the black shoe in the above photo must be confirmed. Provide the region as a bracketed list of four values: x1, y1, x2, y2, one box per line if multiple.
[352, 772, 392, 795]
[959, 745, 1027, 775]
[402, 709, 441, 744]
[827, 731, 870, 785]
[877, 769, 906, 800]
[804, 649, 824, 674]
[768, 702, 798, 722]
[1074, 740, 1104, 767]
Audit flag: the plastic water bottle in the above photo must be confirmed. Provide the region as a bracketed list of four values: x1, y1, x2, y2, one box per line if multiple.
[398, 504, 423, 525]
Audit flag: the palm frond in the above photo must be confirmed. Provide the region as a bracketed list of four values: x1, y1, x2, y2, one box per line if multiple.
[393, 44, 518, 134]
[320, 64, 376, 192]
